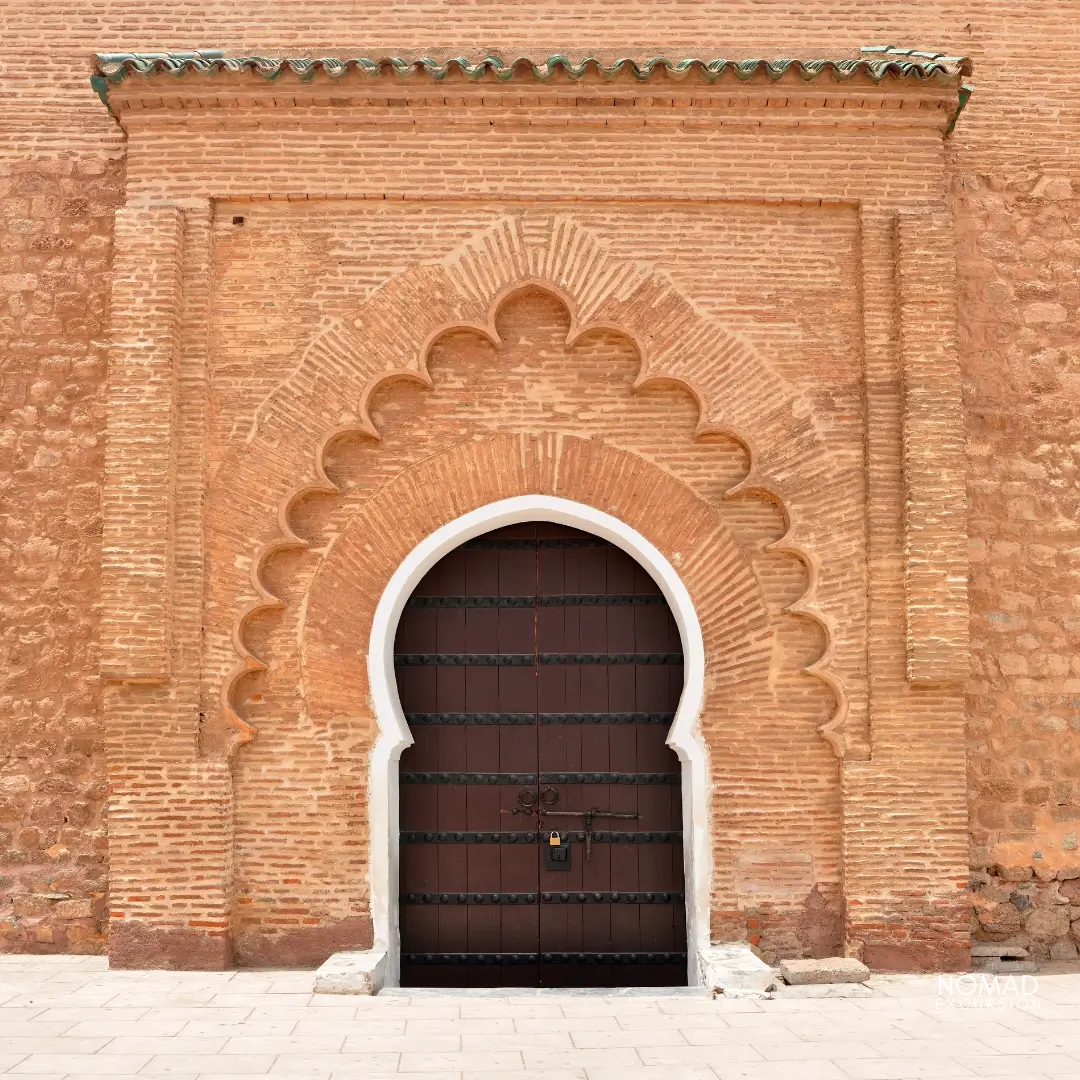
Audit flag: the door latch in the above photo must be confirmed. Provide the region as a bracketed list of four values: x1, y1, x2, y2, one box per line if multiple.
[544, 831, 572, 870]
[541, 807, 640, 859]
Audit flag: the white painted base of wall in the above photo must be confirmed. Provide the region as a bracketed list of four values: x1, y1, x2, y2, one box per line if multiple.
[699, 945, 777, 996]
[313, 949, 387, 995]
[312, 945, 771, 997]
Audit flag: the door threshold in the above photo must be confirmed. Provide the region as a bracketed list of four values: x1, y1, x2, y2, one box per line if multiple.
[380, 986, 710, 998]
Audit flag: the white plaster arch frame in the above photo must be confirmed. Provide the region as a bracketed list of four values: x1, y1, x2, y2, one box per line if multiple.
[367, 495, 710, 988]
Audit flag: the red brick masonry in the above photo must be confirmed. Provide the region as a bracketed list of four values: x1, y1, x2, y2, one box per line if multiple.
[1, 9, 1077, 971]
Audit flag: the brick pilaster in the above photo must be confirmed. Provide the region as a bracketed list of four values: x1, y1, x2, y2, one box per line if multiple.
[101, 204, 183, 682]
[897, 210, 970, 683]
[103, 202, 234, 968]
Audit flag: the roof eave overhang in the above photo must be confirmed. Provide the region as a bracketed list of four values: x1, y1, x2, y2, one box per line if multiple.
[90, 47, 974, 135]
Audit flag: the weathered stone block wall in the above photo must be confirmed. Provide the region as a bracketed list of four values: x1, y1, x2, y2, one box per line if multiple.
[959, 176, 1080, 960]
[0, 157, 121, 952]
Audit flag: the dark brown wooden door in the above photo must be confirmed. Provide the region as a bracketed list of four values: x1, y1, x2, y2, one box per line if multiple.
[396, 522, 686, 987]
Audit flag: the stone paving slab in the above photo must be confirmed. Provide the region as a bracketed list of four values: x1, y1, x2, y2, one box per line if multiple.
[1, 957, 1080, 1078]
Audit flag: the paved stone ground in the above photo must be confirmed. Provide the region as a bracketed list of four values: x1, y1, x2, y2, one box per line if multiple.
[2, 956, 1080, 1079]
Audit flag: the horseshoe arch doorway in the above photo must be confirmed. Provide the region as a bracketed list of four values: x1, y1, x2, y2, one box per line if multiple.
[394, 520, 687, 987]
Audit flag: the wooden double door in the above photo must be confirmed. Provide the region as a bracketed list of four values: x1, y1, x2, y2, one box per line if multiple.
[396, 522, 686, 987]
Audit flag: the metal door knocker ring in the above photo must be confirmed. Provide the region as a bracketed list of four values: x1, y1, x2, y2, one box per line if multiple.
[540, 786, 559, 806]
[517, 789, 538, 809]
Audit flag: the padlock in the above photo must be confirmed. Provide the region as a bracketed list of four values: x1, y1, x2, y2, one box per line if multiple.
[548, 831, 561, 847]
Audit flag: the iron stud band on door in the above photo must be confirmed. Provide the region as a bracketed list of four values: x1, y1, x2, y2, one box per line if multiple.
[394, 652, 683, 666]
[404, 712, 676, 725]
[401, 830, 682, 844]
[403, 891, 686, 904]
[405, 594, 669, 608]
[401, 772, 680, 785]
[402, 952, 688, 965]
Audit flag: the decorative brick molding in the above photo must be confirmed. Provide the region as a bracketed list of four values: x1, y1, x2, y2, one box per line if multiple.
[897, 211, 969, 683]
[302, 433, 773, 724]
[90, 51, 974, 970]
[100, 204, 183, 682]
[101, 201, 233, 970]
[215, 216, 853, 762]
[297, 447, 776, 971]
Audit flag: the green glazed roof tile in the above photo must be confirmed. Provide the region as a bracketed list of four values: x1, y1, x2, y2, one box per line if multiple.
[91, 46, 970, 85]
[90, 46, 972, 128]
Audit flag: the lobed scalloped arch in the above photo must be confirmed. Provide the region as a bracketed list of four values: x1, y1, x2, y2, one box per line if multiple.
[241, 215, 813, 468]
[211, 213, 854, 761]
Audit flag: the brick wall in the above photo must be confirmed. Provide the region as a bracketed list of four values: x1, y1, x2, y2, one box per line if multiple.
[0, 3, 1077, 966]
[235, 281, 842, 965]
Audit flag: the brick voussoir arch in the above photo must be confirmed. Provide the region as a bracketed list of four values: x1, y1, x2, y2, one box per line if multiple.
[215, 214, 850, 760]
[299, 433, 774, 725]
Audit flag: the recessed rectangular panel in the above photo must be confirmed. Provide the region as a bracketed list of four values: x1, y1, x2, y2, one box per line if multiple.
[435, 723, 468, 772]
[402, 904, 439, 951]
[463, 607, 498, 652]
[501, 901, 539, 952]
[467, 903, 502, 953]
[400, 783, 438, 830]
[437, 842, 468, 893]
[439, 905, 468, 955]
[499, 607, 535, 652]
[406, 727, 439, 770]
[463, 665, 499, 712]
[465, 785, 504, 831]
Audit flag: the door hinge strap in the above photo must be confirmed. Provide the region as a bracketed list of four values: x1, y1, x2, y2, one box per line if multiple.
[402, 952, 687, 965]
[401, 772, 537, 785]
[543, 952, 687, 964]
[540, 772, 680, 784]
[405, 594, 667, 608]
[394, 652, 683, 666]
[405, 712, 675, 725]
[399, 772, 680, 785]
[403, 891, 684, 904]
[401, 830, 682, 844]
